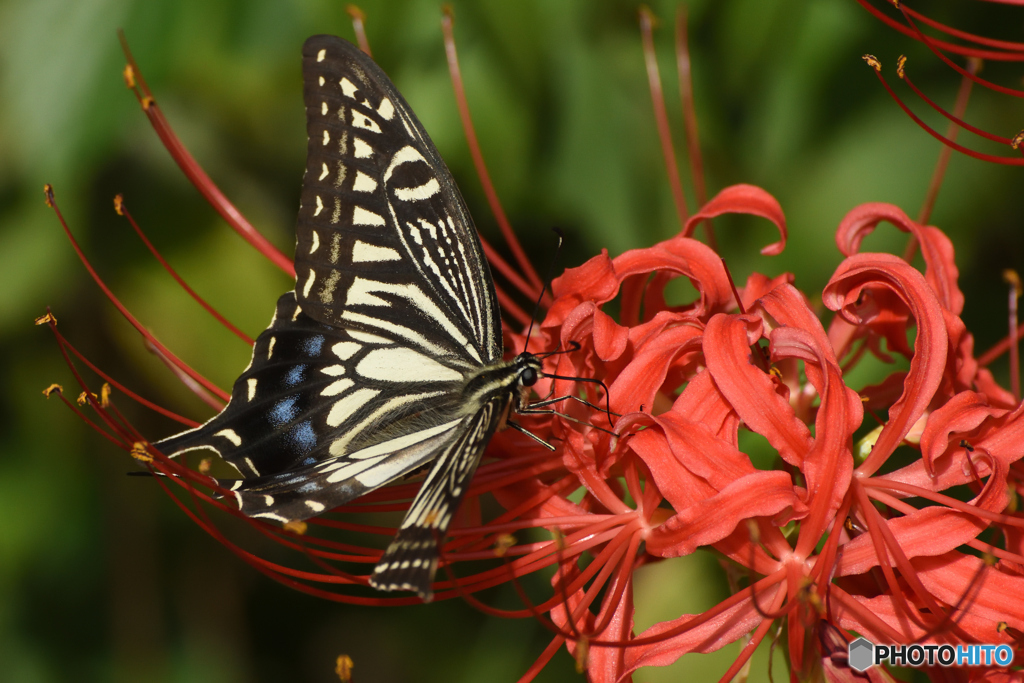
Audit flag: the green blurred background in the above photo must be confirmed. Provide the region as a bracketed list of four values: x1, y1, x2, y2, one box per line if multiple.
[1, 0, 1021, 681]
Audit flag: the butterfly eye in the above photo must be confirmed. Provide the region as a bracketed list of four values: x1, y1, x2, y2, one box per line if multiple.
[521, 366, 539, 387]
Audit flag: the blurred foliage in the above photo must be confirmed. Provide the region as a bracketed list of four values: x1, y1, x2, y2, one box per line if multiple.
[0, 0, 1021, 681]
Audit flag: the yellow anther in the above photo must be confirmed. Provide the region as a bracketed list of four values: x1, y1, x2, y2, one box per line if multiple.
[131, 442, 153, 464]
[198, 457, 213, 475]
[335, 654, 354, 682]
[100, 383, 112, 408]
[862, 54, 881, 72]
[896, 55, 907, 79]
[574, 637, 590, 674]
[77, 391, 98, 406]
[284, 520, 308, 535]
[114, 194, 124, 215]
[141, 95, 154, 110]
[493, 533, 516, 557]
[1011, 130, 1024, 150]
[122, 64, 136, 89]
[43, 184, 54, 207]
[1003, 269, 1022, 298]
[34, 312, 57, 326]
[42, 383, 63, 398]
[551, 527, 566, 551]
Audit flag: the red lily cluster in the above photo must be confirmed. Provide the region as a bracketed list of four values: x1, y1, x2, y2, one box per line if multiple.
[40, 4, 1024, 683]
[493, 184, 1024, 681]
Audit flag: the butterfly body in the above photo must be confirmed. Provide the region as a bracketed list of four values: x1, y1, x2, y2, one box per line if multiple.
[155, 35, 540, 599]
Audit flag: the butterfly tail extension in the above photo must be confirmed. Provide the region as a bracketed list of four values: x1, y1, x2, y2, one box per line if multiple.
[369, 398, 505, 600]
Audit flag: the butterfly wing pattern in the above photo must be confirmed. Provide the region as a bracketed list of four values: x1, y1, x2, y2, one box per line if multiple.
[155, 35, 541, 599]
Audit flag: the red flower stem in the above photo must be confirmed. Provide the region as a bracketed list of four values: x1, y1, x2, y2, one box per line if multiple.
[899, 7, 1024, 96]
[117, 198, 255, 345]
[495, 286, 533, 327]
[852, 482, 931, 635]
[46, 186, 232, 403]
[830, 584, 908, 643]
[446, 514, 616, 537]
[437, 527, 624, 603]
[345, 4, 372, 56]
[854, 0, 1024, 61]
[855, 482, 971, 638]
[871, 70, 1024, 165]
[118, 32, 296, 278]
[809, 493, 855, 583]
[515, 635, 565, 683]
[639, 7, 690, 231]
[977, 324, 1024, 366]
[440, 9, 546, 302]
[622, 568, 787, 648]
[588, 529, 643, 638]
[559, 525, 635, 634]
[865, 487, 1024, 565]
[718, 587, 786, 683]
[675, 6, 716, 251]
[47, 324, 200, 427]
[449, 523, 628, 597]
[862, 477, 1024, 529]
[909, 61, 978, 258]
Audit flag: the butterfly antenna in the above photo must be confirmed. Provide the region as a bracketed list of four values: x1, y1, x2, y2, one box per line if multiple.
[523, 227, 565, 354]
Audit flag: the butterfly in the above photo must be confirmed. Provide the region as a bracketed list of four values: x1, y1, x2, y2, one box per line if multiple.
[155, 35, 545, 600]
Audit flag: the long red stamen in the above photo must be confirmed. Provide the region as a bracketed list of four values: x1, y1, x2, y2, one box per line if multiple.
[45, 185, 230, 403]
[118, 31, 296, 278]
[345, 5, 372, 56]
[41, 319, 200, 427]
[675, 6, 716, 251]
[441, 8, 546, 304]
[868, 66, 1024, 165]
[639, 7, 689, 232]
[116, 195, 255, 346]
[855, 0, 1024, 61]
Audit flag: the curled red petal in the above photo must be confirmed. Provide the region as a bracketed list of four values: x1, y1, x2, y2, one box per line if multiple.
[835, 202, 964, 314]
[920, 391, 1008, 476]
[607, 324, 702, 415]
[548, 249, 619, 323]
[616, 236, 733, 325]
[683, 184, 787, 255]
[823, 253, 948, 475]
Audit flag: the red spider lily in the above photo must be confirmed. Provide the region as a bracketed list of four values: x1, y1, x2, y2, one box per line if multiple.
[40, 6, 1024, 683]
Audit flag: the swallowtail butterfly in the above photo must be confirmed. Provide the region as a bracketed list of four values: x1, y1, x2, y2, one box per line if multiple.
[156, 35, 544, 600]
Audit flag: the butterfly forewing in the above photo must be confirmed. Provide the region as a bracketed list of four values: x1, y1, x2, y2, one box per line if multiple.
[154, 35, 534, 600]
[295, 35, 501, 366]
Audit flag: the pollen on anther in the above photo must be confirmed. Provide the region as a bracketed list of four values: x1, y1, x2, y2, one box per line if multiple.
[862, 54, 881, 72]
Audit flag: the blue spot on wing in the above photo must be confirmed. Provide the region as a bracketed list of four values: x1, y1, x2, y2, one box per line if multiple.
[288, 421, 317, 455]
[302, 335, 324, 357]
[269, 396, 300, 427]
[284, 364, 307, 387]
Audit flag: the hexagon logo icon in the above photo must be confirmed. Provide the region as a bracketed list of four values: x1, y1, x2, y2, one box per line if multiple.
[848, 637, 874, 672]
